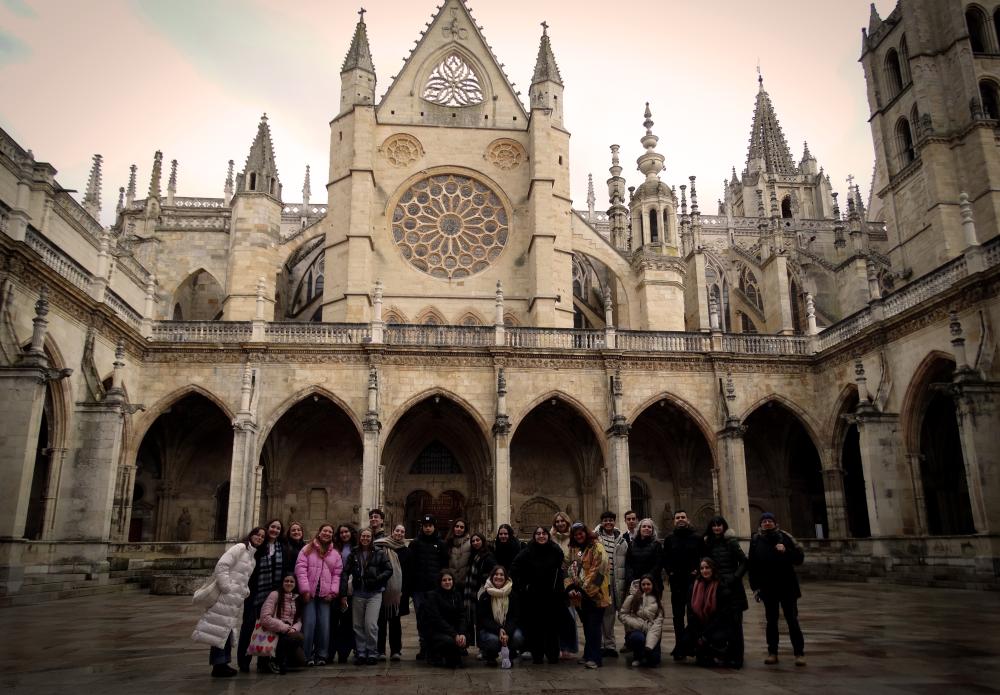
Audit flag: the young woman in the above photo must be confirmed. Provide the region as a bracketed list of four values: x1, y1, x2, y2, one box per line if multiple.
[550, 511, 578, 659]
[374, 523, 410, 661]
[295, 523, 343, 666]
[565, 522, 610, 669]
[284, 521, 307, 575]
[493, 524, 522, 574]
[510, 526, 565, 665]
[341, 527, 393, 664]
[464, 532, 496, 647]
[192, 526, 264, 678]
[418, 569, 467, 668]
[476, 565, 523, 668]
[330, 524, 356, 663]
[703, 515, 747, 667]
[624, 518, 662, 595]
[446, 519, 472, 595]
[618, 575, 664, 667]
[258, 574, 303, 675]
[238, 518, 285, 673]
[684, 558, 741, 667]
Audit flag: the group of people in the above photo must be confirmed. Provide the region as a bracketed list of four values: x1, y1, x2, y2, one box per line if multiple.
[191, 507, 806, 677]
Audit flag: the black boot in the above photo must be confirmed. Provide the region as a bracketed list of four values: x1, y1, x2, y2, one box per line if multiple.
[211, 664, 238, 678]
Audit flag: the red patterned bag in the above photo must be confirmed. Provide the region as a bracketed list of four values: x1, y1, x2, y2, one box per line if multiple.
[245, 620, 278, 658]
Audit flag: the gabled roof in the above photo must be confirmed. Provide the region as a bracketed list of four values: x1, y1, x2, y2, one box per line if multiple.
[745, 75, 797, 176]
[377, 0, 527, 120]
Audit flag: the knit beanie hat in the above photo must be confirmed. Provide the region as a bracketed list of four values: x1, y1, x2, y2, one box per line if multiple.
[759, 512, 776, 523]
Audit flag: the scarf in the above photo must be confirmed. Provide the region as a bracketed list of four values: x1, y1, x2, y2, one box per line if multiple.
[374, 536, 405, 615]
[484, 578, 513, 626]
[253, 542, 283, 607]
[691, 577, 718, 621]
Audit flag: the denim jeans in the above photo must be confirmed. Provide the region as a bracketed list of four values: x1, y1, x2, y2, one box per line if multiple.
[625, 629, 661, 665]
[577, 597, 604, 665]
[209, 633, 233, 665]
[352, 591, 383, 658]
[302, 599, 332, 660]
[478, 628, 524, 660]
[559, 605, 579, 653]
[412, 591, 428, 652]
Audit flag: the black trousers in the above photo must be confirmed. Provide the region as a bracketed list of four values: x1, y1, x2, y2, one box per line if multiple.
[669, 578, 692, 652]
[236, 598, 260, 668]
[428, 633, 463, 665]
[376, 603, 402, 655]
[330, 599, 354, 661]
[763, 594, 804, 656]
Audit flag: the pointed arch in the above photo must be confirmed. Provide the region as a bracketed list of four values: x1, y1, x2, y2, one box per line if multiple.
[131, 384, 234, 455]
[415, 307, 447, 325]
[171, 268, 225, 321]
[384, 307, 408, 324]
[502, 312, 519, 327]
[255, 385, 363, 454]
[382, 387, 492, 445]
[739, 393, 822, 452]
[626, 391, 716, 456]
[457, 311, 485, 326]
[510, 390, 605, 449]
[827, 383, 860, 450]
[901, 351, 956, 452]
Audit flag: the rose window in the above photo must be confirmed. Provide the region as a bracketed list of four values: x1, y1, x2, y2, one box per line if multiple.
[422, 53, 484, 107]
[391, 174, 509, 279]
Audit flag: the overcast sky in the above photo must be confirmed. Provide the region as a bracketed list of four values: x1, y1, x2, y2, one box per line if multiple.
[0, 0, 896, 225]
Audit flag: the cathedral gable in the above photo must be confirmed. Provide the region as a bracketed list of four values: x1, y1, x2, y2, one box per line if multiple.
[377, 0, 528, 130]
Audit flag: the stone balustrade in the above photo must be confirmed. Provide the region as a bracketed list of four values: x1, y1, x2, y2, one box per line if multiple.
[722, 333, 811, 355]
[104, 290, 143, 329]
[881, 255, 968, 320]
[149, 321, 253, 343]
[25, 228, 92, 292]
[617, 330, 711, 352]
[385, 323, 493, 347]
[505, 327, 605, 350]
[265, 322, 370, 344]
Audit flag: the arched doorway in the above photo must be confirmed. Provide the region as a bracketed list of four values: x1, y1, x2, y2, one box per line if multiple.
[258, 394, 362, 532]
[23, 383, 55, 539]
[837, 389, 871, 538]
[744, 401, 827, 538]
[908, 357, 974, 535]
[171, 269, 224, 321]
[510, 396, 602, 534]
[629, 398, 715, 534]
[382, 395, 491, 533]
[131, 392, 233, 541]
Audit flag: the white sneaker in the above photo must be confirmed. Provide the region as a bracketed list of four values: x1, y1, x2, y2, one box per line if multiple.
[500, 646, 511, 669]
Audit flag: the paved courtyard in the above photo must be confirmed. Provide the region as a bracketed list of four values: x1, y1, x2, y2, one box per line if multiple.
[2, 580, 999, 694]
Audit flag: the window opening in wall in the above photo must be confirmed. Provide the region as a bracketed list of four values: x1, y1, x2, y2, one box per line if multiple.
[649, 208, 659, 242]
[410, 440, 462, 475]
[781, 195, 792, 218]
[899, 37, 910, 85]
[967, 7, 991, 53]
[981, 80, 1000, 120]
[896, 118, 915, 168]
[249, 172, 257, 191]
[995, 8, 1000, 50]
[884, 49, 903, 98]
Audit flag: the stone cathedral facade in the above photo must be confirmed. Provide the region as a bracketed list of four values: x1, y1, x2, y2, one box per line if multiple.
[0, 0, 998, 596]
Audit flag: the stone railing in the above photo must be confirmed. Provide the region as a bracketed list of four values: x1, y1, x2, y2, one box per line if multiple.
[722, 334, 811, 355]
[816, 308, 873, 352]
[984, 236, 1000, 269]
[25, 228, 92, 292]
[104, 289, 143, 329]
[617, 330, 711, 352]
[149, 321, 253, 343]
[881, 255, 967, 320]
[265, 322, 370, 344]
[505, 327, 605, 349]
[53, 191, 104, 243]
[385, 323, 494, 347]
[170, 197, 226, 209]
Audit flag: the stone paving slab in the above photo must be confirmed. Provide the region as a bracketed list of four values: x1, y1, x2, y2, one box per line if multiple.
[1, 581, 999, 694]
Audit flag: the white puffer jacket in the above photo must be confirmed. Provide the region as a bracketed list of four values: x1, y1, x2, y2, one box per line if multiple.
[618, 590, 665, 650]
[191, 543, 256, 648]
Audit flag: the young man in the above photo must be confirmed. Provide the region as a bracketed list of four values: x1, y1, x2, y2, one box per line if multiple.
[407, 514, 449, 659]
[748, 512, 806, 666]
[368, 508, 386, 540]
[621, 510, 639, 546]
[661, 509, 704, 660]
[594, 511, 627, 657]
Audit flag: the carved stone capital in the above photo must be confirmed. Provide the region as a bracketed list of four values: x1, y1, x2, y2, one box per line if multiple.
[363, 411, 382, 433]
[606, 415, 630, 438]
[492, 414, 511, 436]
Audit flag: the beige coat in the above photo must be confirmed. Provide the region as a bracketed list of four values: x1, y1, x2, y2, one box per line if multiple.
[618, 591, 664, 650]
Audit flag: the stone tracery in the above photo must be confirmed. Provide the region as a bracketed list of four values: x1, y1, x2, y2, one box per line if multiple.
[422, 53, 484, 106]
[391, 173, 509, 279]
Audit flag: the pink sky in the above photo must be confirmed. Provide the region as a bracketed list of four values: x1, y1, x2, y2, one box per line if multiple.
[0, 0, 896, 225]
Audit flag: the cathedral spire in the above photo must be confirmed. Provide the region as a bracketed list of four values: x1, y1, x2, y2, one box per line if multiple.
[148, 150, 163, 199]
[586, 173, 595, 217]
[745, 71, 796, 176]
[83, 153, 103, 219]
[302, 164, 312, 207]
[868, 2, 882, 34]
[116, 187, 125, 215]
[167, 158, 177, 205]
[531, 21, 563, 87]
[637, 102, 664, 182]
[125, 164, 137, 207]
[342, 8, 375, 74]
[224, 159, 234, 205]
[237, 113, 282, 201]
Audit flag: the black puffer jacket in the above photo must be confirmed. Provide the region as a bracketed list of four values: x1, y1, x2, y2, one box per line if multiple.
[493, 535, 523, 573]
[340, 546, 393, 594]
[408, 530, 450, 593]
[704, 529, 747, 611]
[419, 586, 467, 640]
[748, 528, 804, 599]
[624, 535, 662, 590]
[662, 527, 705, 590]
[510, 539, 565, 601]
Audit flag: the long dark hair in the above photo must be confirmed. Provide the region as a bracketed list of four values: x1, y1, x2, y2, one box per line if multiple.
[445, 518, 468, 544]
[627, 574, 664, 617]
[275, 574, 301, 622]
[698, 556, 719, 581]
[568, 522, 596, 548]
[470, 531, 490, 556]
[703, 515, 729, 542]
[256, 518, 284, 557]
[244, 526, 266, 550]
[495, 523, 517, 545]
[286, 521, 307, 548]
[333, 523, 356, 552]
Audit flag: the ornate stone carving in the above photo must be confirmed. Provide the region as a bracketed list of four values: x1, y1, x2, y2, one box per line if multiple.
[381, 134, 424, 168]
[391, 173, 509, 279]
[486, 139, 525, 170]
[422, 53, 483, 106]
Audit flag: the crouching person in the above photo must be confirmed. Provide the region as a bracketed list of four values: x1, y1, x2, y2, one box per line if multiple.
[477, 565, 524, 668]
[618, 575, 664, 667]
[419, 569, 467, 668]
[259, 575, 304, 674]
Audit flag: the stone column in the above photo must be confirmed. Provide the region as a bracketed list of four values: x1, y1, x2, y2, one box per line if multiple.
[605, 370, 631, 517]
[906, 453, 928, 535]
[820, 458, 848, 539]
[848, 406, 913, 535]
[950, 376, 1000, 533]
[40, 447, 67, 539]
[494, 281, 505, 346]
[227, 364, 258, 539]
[603, 288, 616, 349]
[717, 419, 751, 538]
[370, 280, 384, 345]
[361, 365, 382, 526]
[493, 367, 511, 527]
[110, 461, 137, 542]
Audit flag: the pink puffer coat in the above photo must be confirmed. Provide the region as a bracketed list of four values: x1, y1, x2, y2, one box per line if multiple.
[295, 541, 343, 598]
